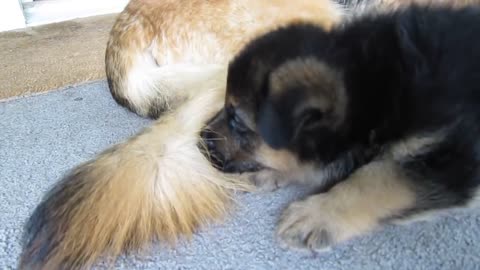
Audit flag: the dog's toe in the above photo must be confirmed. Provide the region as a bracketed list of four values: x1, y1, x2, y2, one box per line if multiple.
[276, 199, 336, 252]
[239, 170, 289, 192]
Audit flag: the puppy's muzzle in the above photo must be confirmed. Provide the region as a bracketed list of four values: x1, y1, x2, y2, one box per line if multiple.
[200, 129, 263, 173]
[200, 129, 226, 170]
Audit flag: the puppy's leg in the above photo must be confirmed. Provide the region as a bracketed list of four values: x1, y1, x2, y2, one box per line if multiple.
[237, 170, 296, 192]
[235, 145, 313, 192]
[237, 164, 336, 192]
[277, 131, 480, 252]
[277, 160, 417, 251]
[242, 145, 377, 192]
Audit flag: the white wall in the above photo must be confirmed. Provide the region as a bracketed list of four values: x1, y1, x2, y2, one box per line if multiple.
[23, 0, 129, 27]
[0, 0, 26, 32]
[0, 0, 129, 32]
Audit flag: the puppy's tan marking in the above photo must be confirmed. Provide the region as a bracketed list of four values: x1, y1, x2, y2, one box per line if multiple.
[277, 160, 416, 251]
[240, 144, 302, 190]
[246, 143, 331, 190]
[269, 58, 347, 129]
[238, 170, 292, 192]
[388, 132, 445, 161]
[254, 143, 302, 171]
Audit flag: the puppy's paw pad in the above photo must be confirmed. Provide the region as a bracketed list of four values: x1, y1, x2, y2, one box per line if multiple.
[240, 170, 287, 192]
[276, 199, 338, 252]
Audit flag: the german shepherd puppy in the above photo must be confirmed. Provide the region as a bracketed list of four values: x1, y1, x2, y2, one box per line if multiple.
[202, 4, 480, 251]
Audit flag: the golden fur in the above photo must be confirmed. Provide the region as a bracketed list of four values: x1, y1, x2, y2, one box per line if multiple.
[105, 0, 343, 117]
[19, 75, 251, 269]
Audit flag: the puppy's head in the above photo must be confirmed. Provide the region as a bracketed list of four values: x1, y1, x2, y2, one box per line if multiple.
[201, 24, 350, 173]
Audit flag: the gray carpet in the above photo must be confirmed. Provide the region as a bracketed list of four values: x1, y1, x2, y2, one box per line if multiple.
[1, 81, 479, 270]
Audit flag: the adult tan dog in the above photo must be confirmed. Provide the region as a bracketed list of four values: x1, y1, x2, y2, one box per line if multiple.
[19, 0, 342, 269]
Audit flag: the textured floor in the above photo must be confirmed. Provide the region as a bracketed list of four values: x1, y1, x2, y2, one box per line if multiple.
[0, 14, 116, 100]
[1, 81, 480, 269]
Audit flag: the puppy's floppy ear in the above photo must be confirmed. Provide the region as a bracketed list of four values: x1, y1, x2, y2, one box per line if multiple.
[396, 22, 428, 72]
[257, 99, 293, 149]
[257, 57, 347, 149]
[257, 94, 326, 150]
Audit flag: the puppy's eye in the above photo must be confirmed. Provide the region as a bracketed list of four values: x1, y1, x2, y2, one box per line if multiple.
[226, 105, 235, 115]
[299, 109, 324, 131]
[229, 113, 248, 133]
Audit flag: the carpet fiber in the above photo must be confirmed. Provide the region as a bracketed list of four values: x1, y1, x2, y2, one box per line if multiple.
[1, 81, 479, 269]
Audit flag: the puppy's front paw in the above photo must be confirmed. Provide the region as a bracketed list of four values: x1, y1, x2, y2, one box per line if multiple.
[239, 170, 289, 192]
[276, 194, 375, 252]
[277, 196, 337, 252]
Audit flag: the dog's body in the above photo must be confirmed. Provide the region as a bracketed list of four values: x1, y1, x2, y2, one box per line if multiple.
[19, 0, 344, 269]
[204, 4, 480, 251]
[105, 0, 343, 118]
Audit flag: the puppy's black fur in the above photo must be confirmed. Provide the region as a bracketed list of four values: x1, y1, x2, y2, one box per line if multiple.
[240, 5, 480, 203]
[204, 4, 480, 251]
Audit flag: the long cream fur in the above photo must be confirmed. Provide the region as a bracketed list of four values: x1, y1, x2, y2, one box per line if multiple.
[19, 75, 249, 269]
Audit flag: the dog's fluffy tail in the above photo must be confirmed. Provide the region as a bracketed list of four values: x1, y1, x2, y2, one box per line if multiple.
[19, 6, 242, 269]
[18, 77, 249, 269]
